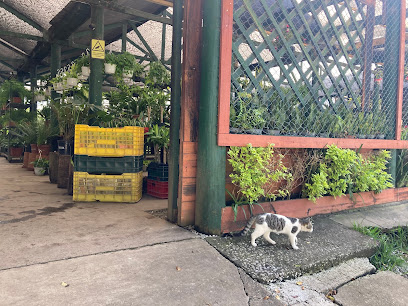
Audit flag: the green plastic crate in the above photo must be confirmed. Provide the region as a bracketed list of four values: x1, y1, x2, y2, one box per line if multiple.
[74, 155, 143, 175]
[147, 162, 168, 181]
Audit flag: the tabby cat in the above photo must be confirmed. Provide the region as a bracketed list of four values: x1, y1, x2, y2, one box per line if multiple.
[240, 213, 313, 250]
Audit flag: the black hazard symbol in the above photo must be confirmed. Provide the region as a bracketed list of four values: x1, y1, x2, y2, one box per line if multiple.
[92, 41, 104, 52]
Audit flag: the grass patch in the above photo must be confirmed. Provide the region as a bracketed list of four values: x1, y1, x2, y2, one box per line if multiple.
[353, 224, 408, 275]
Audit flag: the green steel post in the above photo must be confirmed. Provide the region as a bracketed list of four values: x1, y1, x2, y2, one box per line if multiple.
[50, 44, 61, 101]
[122, 23, 127, 52]
[167, 0, 183, 223]
[195, 0, 226, 235]
[30, 65, 37, 113]
[383, 0, 401, 186]
[89, 5, 104, 106]
[161, 10, 166, 62]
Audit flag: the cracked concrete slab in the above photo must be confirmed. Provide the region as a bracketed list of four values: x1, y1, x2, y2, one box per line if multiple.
[238, 269, 285, 306]
[288, 258, 376, 294]
[335, 271, 408, 306]
[0, 159, 196, 270]
[0, 239, 249, 306]
[263, 258, 375, 306]
[206, 217, 378, 283]
[330, 201, 408, 229]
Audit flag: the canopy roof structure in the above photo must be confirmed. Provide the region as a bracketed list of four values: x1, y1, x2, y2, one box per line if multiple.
[0, 0, 174, 80]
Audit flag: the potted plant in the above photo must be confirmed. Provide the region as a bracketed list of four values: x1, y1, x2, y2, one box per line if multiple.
[75, 54, 90, 78]
[66, 64, 79, 88]
[374, 67, 383, 83]
[9, 137, 24, 158]
[115, 52, 143, 79]
[105, 53, 117, 75]
[36, 119, 57, 156]
[0, 80, 30, 104]
[32, 157, 49, 176]
[145, 124, 170, 198]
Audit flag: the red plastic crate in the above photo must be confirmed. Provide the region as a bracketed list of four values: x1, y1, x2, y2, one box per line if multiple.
[147, 179, 168, 199]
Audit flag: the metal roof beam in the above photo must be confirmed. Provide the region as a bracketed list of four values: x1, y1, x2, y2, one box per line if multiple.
[0, 59, 15, 70]
[0, 2, 45, 33]
[74, 0, 173, 25]
[0, 57, 24, 62]
[144, 0, 173, 7]
[71, 22, 124, 38]
[0, 39, 28, 58]
[0, 30, 46, 42]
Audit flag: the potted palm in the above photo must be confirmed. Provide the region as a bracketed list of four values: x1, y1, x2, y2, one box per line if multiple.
[36, 119, 57, 156]
[0, 80, 30, 104]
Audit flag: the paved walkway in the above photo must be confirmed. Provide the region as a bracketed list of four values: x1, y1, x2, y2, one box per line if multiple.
[1, 158, 408, 305]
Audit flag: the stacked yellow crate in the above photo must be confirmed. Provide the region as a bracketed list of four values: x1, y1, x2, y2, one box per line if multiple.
[73, 125, 144, 203]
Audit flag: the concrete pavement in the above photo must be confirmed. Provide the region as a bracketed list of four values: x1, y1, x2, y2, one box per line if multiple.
[1, 158, 408, 305]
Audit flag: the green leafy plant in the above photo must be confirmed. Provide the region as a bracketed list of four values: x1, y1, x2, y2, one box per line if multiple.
[0, 80, 31, 105]
[145, 124, 170, 163]
[354, 224, 408, 273]
[11, 120, 37, 146]
[228, 144, 291, 207]
[352, 150, 393, 193]
[36, 119, 58, 146]
[145, 61, 171, 88]
[115, 52, 143, 77]
[304, 145, 393, 202]
[32, 157, 49, 168]
[396, 127, 408, 187]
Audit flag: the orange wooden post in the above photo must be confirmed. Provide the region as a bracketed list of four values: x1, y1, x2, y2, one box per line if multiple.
[177, 0, 203, 226]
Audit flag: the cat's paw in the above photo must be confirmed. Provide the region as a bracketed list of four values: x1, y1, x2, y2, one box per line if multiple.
[292, 245, 299, 250]
[270, 240, 276, 245]
[251, 242, 257, 247]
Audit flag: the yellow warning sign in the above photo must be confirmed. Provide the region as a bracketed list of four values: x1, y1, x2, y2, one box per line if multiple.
[91, 39, 105, 59]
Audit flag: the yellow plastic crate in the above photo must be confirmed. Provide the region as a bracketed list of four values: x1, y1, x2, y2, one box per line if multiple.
[73, 172, 143, 203]
[74, 125, 144, 157]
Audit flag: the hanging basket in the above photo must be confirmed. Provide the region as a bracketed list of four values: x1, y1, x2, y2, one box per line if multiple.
[123, 70, 133, 78]
[66, 77, 78, 87]
[35, 94, 45, 101]
[81, 66, 90, 77]
[34, 167, 46, 176]
[104, 63, 117, 74]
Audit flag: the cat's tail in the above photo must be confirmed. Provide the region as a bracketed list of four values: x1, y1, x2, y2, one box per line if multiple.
[238, 215, 257, 236]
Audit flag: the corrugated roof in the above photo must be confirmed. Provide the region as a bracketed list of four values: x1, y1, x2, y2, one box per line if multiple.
[0, 0, 173, 80]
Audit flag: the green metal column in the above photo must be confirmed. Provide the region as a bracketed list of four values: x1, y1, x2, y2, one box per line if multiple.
[50, 43, 61, 101]
[167, 0, 183, 223]
[161, 10, 167, 62]
[195, 0, 226, 235]
[29, 65, 37, 113]
[122, 23, 127, 52]
[383, 0, 401, 185]
[89, 5, 104, 106]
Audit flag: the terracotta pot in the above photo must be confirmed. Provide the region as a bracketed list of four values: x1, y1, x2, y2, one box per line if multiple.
[9, 147, 23, 158]
[27, 152, 37, 170]
[12, 97, 22, 104]
[38, 144, 51, 156]
[22, 152, 30, 168]
[221, 187, 408, 234]
[30, 144, 38, 154]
